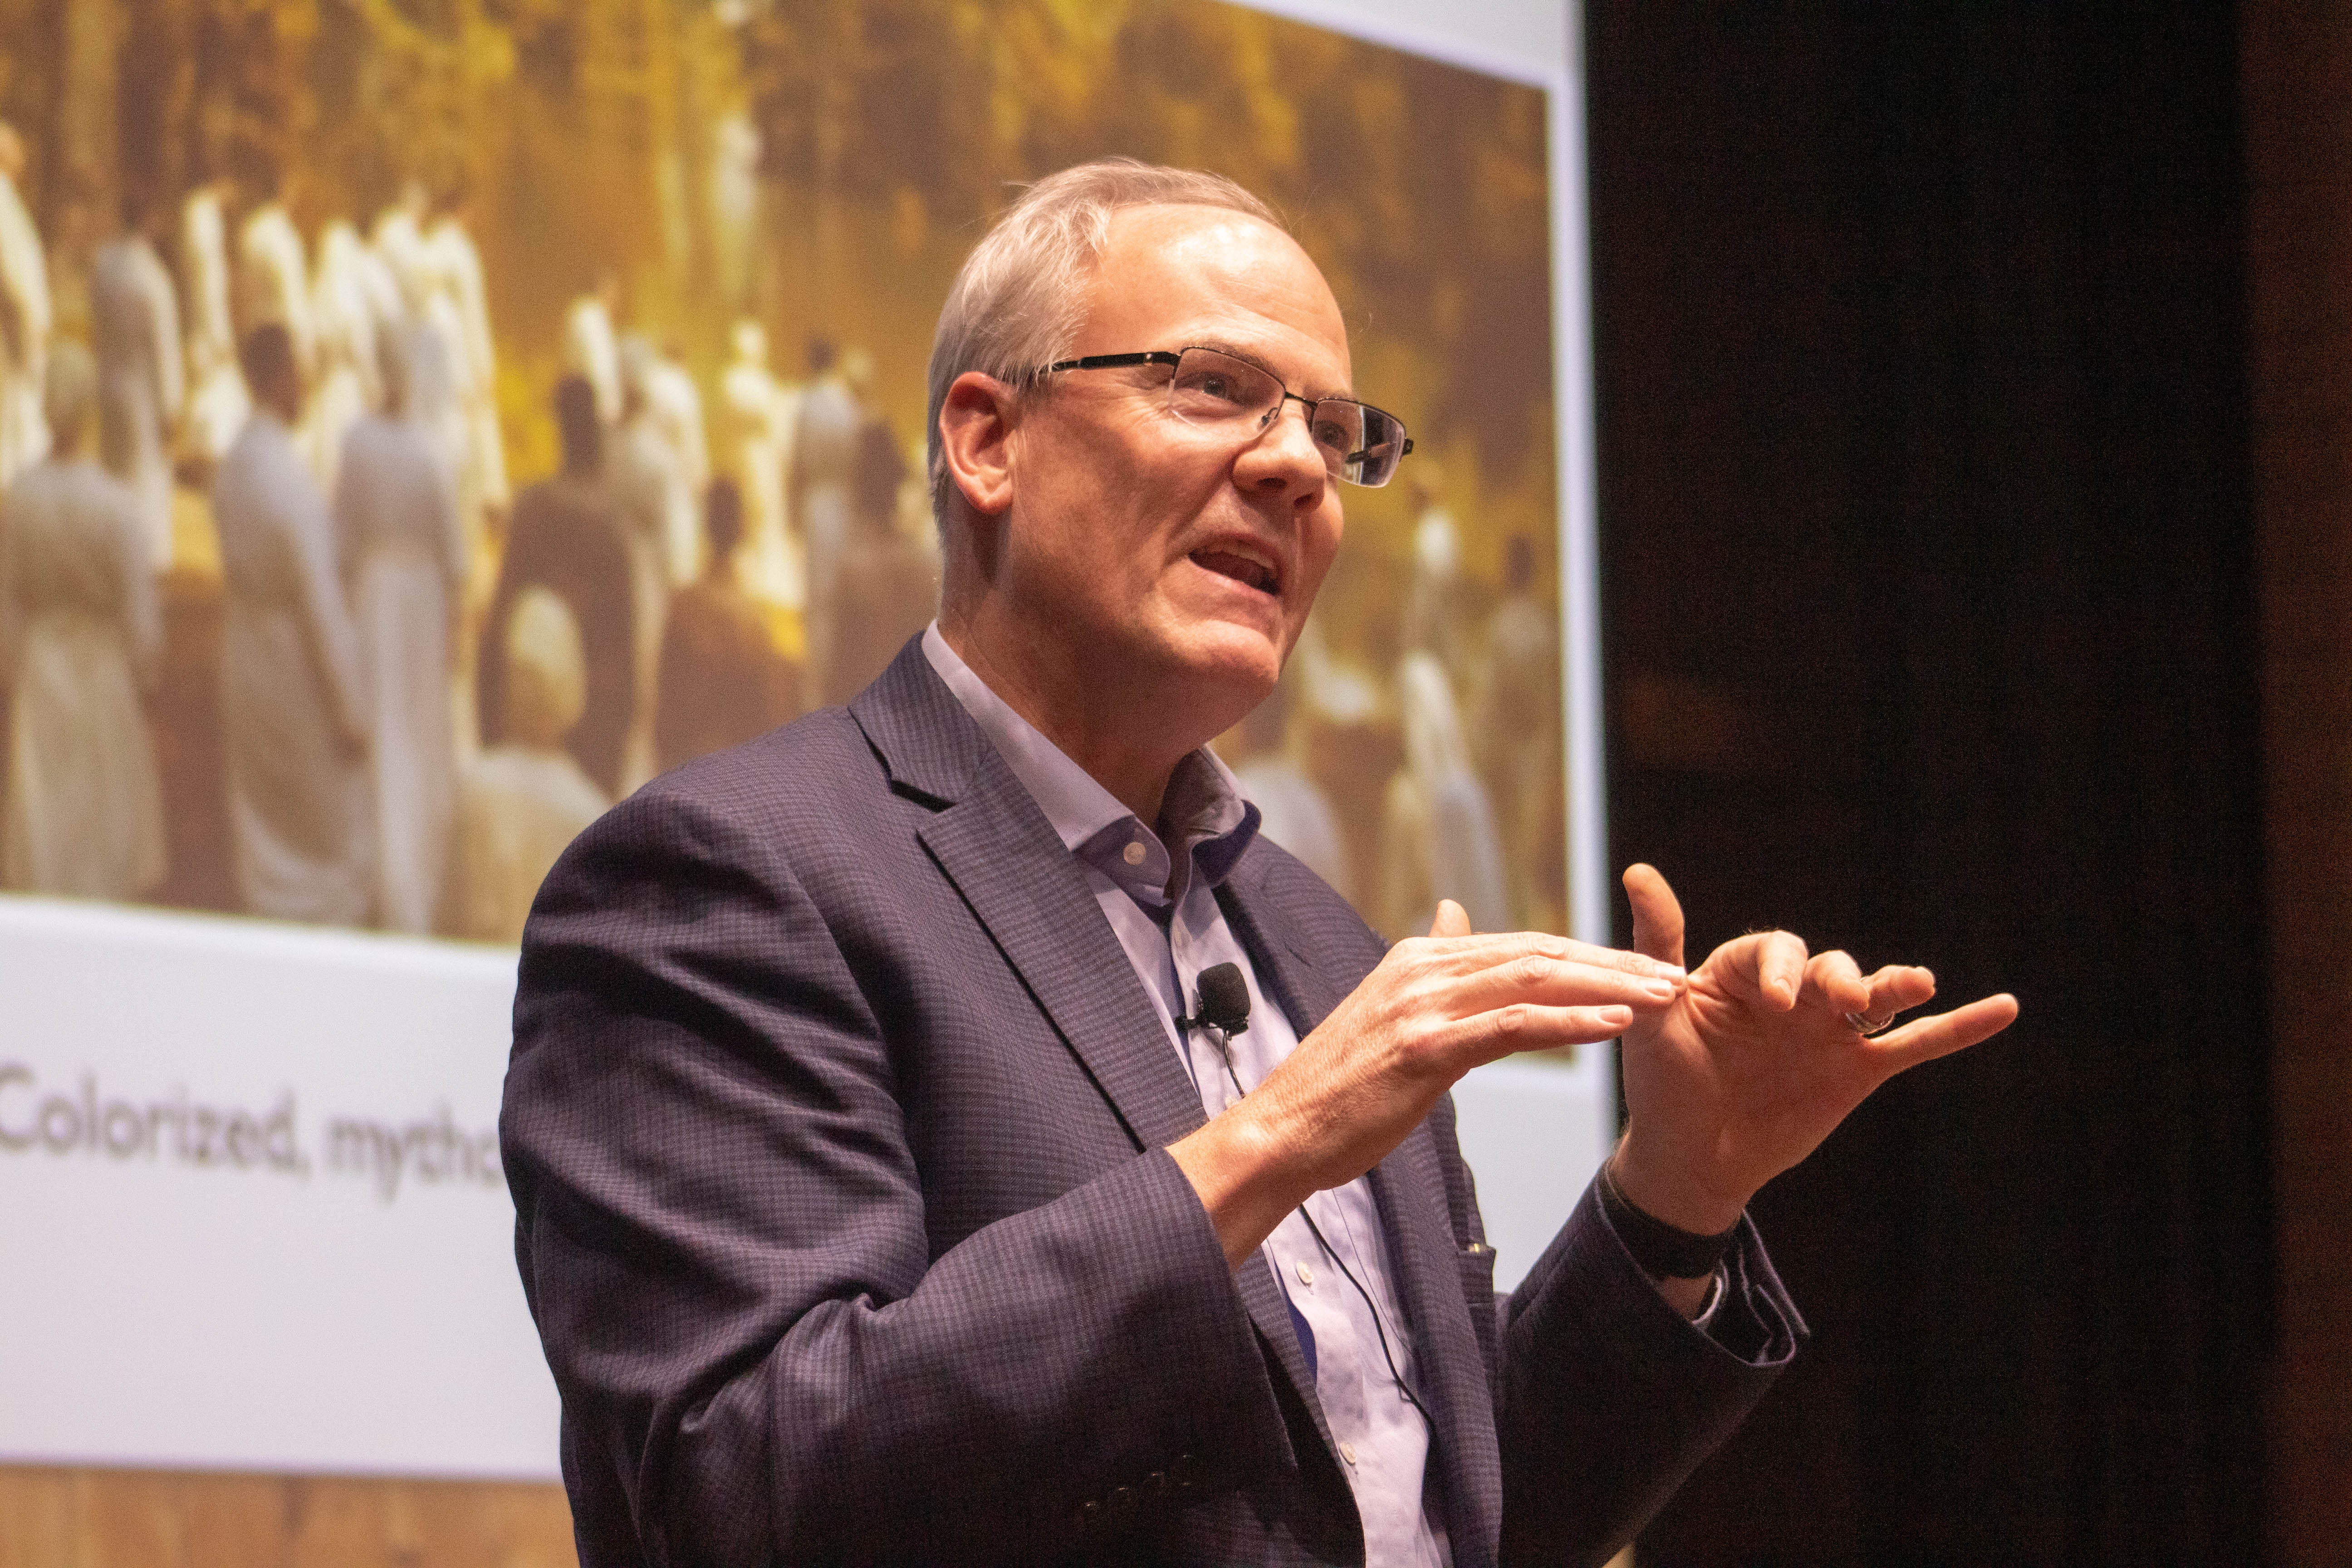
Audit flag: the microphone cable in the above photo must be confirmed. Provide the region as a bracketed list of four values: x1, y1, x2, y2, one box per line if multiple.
[1181, 969, 1436, 1436]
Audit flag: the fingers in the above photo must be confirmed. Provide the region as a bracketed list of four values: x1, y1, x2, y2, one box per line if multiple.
[1441, 1001, 1639, 1065]
[1396, 927, 1684, 983]
[1803, 949, 1872, 1017]
[1874, 992, 2019, 1071]
[1443, 947, 1684, 1018]
[1427, 899, 1473, 939]
[1713, 929, 1812, 1009]
[1623, 863, 1686, 969]
[1855, 963, 1936, 1027]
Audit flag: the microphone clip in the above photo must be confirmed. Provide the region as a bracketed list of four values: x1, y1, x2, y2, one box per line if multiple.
[1175, 960, 1252, 1042]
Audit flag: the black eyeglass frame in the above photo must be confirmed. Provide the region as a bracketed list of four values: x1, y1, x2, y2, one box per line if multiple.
[1040, 348, 1415, 487]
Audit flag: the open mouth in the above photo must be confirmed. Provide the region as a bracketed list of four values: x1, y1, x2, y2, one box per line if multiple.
[1190, 547, 1281, 596]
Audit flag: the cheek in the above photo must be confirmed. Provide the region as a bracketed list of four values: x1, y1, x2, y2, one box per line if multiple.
[1294, 509, 1345, 603]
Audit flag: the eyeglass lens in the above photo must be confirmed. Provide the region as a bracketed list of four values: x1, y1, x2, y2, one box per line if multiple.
[1165, 348, 1409, 487]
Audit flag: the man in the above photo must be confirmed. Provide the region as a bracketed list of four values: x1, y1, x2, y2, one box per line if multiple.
[179, 176, 249, 467]
[452, 585, 609, 946]
[819, 420, 936, 707]
[0, 122, 50, 490]
[478, 375, 635, 799]
[653, 475, 797, 774]
[335, 323, 465, 936]
[1472, 537, 1563, 933]
[91, 190, 186, 570]
[608, 336, 695, 790]
[0, 342, 165, 900]
[234, 160, 314, 387]
[645, 337, 711, 582]
[715, 316, 799, 608]
[503, 160, 2017, 1566]
[789, 333, 862, 701]
[422, 180, 508, 540]
[212, 323, 372, 925]
[564, 273, 623, 430]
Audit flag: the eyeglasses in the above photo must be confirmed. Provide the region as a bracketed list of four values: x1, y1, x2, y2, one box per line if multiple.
[1041, 346, 1414, 488]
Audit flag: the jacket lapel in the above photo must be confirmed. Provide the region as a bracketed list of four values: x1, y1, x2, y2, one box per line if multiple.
[856, 640, 1205, 1152]
[852, 643, 1328, 1454]
[1220, 849, 1504, 1565]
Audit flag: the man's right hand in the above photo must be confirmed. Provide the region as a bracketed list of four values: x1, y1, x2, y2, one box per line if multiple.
[1168, 901, 1685, 1268]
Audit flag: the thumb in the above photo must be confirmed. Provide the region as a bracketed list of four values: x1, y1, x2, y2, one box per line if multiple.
[1428, 898, 1473, 938]
[1622, 863, 1686, 968]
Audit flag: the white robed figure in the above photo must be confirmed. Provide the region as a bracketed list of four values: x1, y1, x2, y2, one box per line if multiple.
[0, 344, 165, 898]
[646, 339, 709, 583]
[335, 326, 464, 935]
[370, 186, 430, 309]
[790, 340, 860, 697]
[422, 202, 507, 537]
[301, 220, 386, 493]
[212, 324, 373, 926]
[0, 124, 51, 490]
[179, 180, 248, 462]
[563, 277, 622, 429]
[235, 191, 314, 382]
[1378, 650, 1512, 938]
[717, 318, 800, 608]
[90, 213, 184, 569]
[381, 208, 467, 495]
[608, 338, 691, 792]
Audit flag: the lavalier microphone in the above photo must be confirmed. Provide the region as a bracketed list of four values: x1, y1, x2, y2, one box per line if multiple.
[1175, 962, 1251, 1038]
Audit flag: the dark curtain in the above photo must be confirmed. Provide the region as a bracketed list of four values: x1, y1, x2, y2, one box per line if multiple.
[1588, 6, 2271, 1563]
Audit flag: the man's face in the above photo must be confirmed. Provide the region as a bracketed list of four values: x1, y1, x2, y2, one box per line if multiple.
[996, 203, 1350, 720]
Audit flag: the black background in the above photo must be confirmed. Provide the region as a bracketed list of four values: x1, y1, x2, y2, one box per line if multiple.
[1588, 6, 2272, 1562]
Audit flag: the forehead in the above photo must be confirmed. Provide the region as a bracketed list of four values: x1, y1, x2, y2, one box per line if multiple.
[1082, 203, 1352, 391]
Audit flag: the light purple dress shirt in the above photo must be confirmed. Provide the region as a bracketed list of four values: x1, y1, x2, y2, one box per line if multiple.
[924, 627, 1450, 1568]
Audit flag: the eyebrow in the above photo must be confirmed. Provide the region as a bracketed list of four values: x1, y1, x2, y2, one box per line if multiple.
[1189, 339, 1356, 403]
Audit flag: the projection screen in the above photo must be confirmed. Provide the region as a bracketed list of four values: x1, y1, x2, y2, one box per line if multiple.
[0, 0, 1602, 1479]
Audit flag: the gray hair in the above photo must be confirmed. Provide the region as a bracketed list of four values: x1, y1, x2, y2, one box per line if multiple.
[924, 157, 1282, 524]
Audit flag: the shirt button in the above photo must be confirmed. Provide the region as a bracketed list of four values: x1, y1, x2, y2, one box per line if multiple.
[1339, 1441, 1358, 1466]
[1122, 841, 1147, 866]
[1295, 1260, 1314, 1287]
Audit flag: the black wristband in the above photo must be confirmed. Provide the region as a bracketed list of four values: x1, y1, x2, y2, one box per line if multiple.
[1596, 1160, 1738, 1281]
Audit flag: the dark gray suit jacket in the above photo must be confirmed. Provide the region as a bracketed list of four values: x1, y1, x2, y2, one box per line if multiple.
[502, 639, 1803, 1568]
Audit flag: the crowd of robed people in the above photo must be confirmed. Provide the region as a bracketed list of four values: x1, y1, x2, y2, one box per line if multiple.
[0, 126, 1560, 951]
[0, 134, 937, 942]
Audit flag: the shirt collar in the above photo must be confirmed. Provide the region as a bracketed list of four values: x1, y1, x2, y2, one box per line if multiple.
[922, 623, 1258, 908]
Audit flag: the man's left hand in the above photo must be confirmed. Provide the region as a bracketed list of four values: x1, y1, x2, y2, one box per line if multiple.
[1607, 862, 2020, 1249]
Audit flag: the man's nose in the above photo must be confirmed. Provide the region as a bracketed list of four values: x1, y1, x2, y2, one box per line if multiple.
[1239, 397, 1328, 496]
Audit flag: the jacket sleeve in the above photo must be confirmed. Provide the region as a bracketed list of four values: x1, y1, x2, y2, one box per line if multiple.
[1494, 1180, 1806, 1566]
[501, 785, 1294, 1568]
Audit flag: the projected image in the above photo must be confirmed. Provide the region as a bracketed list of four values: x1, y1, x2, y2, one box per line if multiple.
[0, 0, 1560, 946]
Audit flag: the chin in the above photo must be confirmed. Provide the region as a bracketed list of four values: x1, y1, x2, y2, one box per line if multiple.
[1159, 621, 1284, 710]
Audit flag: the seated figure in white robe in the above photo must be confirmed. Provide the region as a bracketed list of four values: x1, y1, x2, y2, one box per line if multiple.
[0, 342, 166, 898]
[335, 325, 463, 935]
[452, 585, 608, 946]
[212, 323, 373, 925]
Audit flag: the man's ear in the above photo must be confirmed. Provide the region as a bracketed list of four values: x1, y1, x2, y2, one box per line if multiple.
[936, 371, 1019, 520]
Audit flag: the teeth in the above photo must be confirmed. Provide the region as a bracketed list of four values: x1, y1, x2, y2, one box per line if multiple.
[1192, 546, 1279, 594]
